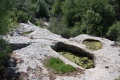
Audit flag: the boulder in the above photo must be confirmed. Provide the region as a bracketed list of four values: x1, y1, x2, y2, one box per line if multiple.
[4, 23, 120, 80]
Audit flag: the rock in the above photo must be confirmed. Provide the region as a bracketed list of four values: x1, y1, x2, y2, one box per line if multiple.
[4, 23, 120, 80]
[6, 36, 31, 50]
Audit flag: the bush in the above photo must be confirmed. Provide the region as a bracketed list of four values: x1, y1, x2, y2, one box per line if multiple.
[48, 18, 70, 38]
[62, 0, 115, 37]
[107, 21, 120, 42]
[115, 77, 120, 80]
[31, 19, 43, 27]
[0, 38, 12, 59]
[0, 0, 14, 35]
[0, 38, 12, 70]
[44, 57, 76, 73]
[0, 15, 11, 35]
[17, 11, 29, 23]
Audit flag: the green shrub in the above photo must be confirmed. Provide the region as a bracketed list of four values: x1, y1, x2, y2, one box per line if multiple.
[62, 0, 115, 37]
[0, 38, 12, 70]
[0, 15, 11, 35]
[107, 21, 120, 42]
[0, 0, 14, 35]
[31, 19, 43, 27]
[44, 57, 76, 74]
[16, 11, 29, 23]
[48, 18, 70, 38]
[0, 38, 12, 59]
[115, 77, 120, 80]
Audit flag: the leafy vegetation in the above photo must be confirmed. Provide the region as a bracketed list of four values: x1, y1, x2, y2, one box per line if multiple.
[44, 57, 76, 74]
[83, 39, 103, 50]
[61, 0, 115, 36]
[0, 38, 12, 59]
[48, 18, 70, 38]
[0, 38, 12, 78]
[1, 0, 120, 41]
[107, 21, 120, 41]
[0, 0, 14, 35]
[59, 51, 94, 69]
[47, 0, 120, 42]
[115, 77, 120, 80]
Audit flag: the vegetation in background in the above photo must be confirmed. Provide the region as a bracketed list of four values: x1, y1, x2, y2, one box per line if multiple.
[115, 77, 120, 80]
[0, 0, 14, 35]
[10, 0, 55, 23]
[1, 0, 119, 42]
[107, 21, 120, 41]
[0, 38, 12, 78]
[0, 38, 12, 59]
[83, 39, 103, 50]
[47, 0, 120, 42]
[44, 57, 76, 74]
[48, 18, 70, 38]
[0, 0, 120, 39]
[49, 0, 115, 38]
[59, 51, 94, 69]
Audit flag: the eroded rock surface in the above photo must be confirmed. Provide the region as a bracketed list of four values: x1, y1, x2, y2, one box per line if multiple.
[4, 23, 120, 80]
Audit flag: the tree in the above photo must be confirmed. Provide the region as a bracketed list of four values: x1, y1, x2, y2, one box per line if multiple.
[107, 21, 120, 42]
[52, 0, 62, 17]
[62, 0, 115, 37]
[36, 0, 48, 18]
[0, 0, 14, 35]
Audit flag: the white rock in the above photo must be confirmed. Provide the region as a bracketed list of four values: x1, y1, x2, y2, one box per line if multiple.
[5, 23, 120, 80]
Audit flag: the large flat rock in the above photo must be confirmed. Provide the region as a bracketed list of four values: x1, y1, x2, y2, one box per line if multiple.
[4, 23, 120, 80]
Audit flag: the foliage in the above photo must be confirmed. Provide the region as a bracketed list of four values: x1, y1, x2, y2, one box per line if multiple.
[0, 0, 14, 35]
[0, 38, 12, 68]
[51, 0, 62, 17]
[10, 0, 53, 23]
[48, 18, 70, 38]
[35, 0, 48, 18]
[62, 0, 115, 37]
[17, 11, 29, 23]
[33, 19, 43, 27]
[11, 0, 36, 23]
[109, 0, 120, 20]
[83, 39, 103, 50]
[59, 51, 94, 69]
[107, 21, 120, 42]
[44, 57, 76, 73]
[0, 38, 11, 58]
[1, 0, 120, 41]
[115, 77, 120, 80]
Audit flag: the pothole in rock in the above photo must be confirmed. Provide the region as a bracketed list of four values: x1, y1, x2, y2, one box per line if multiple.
[83, 39, 103, 50]
[51, 42, 94, 69]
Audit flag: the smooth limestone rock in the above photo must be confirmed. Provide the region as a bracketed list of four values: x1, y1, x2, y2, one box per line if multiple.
[4, 23, 120, 80]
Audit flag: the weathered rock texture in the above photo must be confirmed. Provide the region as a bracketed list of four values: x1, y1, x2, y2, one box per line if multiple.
[4, 23, 120, 80]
